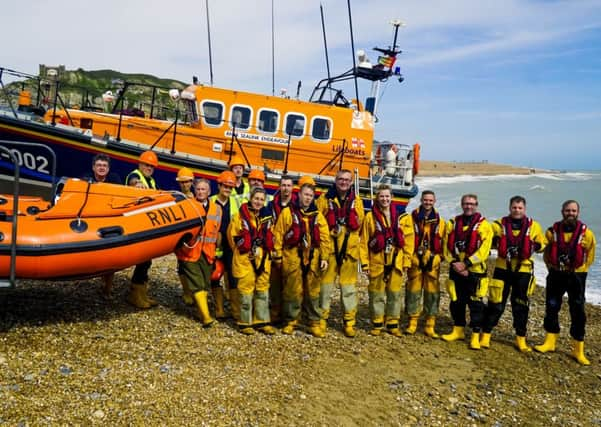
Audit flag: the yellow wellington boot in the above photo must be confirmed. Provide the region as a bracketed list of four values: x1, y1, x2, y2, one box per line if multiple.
[469, 332, 481, 350]
[571, 340, 590, 366]
[405, 316, 419, 335]
[309, 322, 326, 338]
[534, 333, 558, 353]
[126, 283, 151, 309]
[179, 275, 194, 306]
[370, 322, 383, 336]
[212, 287, 226, 319]
[441, 326, 465, 342]
[515, 336, 532, 353]
[282, 320, 298, 335]
[344, 320, 357, 338]
[258, 325, 276, 335]
[320, 319, 327, 332]
[479, 332, 491, 349]
[194, 291, 215, 327]
[386, 323, 403, 338]
[142, 282, 158, 307]
[424, 316, 439, 339]
[239, 326, 255, 335]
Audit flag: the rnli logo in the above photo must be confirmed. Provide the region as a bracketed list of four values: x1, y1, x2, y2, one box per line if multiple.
[331, 138, 366, 156]
[146, 205, 187, 227]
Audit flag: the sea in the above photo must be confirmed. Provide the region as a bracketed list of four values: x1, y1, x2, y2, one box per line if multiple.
[406, 171, 601, 306]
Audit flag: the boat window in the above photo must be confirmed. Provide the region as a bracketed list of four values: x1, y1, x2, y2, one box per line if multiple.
[258, 109, 278, 133]
[183, 99, 198, 123]
[284, 113, 305, 138]
[311, 117, 332, 141]
[261, 148, 285, 161]
[202, 101, 224, 126]
[230, 105, 251, 130]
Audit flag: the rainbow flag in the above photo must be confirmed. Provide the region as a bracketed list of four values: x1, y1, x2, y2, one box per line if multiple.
[378, 55, 396, 68]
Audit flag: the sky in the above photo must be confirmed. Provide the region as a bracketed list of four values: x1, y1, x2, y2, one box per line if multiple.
[4, 0, 601, 170]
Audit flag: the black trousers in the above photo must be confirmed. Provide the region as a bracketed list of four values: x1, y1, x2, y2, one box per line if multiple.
[483, 268, 532, 336]
[449, 269, 485, 332]
[131, 260, 152, 284]
[543, 269, 587, 341]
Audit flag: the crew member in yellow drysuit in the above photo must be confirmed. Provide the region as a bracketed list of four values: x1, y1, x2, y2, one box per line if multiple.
[360, 184, 414, 337]
[317, 169, 365, 337]
[441, 194, 493, 349]
[227, 187, 275, 334]
[272, 180, 331, 337]
[481, 195, 546, 352]
[535, 199, 596, 365]
[405, 190, 446, 338]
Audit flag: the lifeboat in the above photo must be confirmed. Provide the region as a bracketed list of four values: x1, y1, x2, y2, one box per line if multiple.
[0, 178, 202, 280]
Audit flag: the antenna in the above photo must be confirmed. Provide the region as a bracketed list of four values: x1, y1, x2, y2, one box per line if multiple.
[346, 0, 360, 111]
[205, 0, 214, 86]
[320, 3, 332, 98]
[271, 0, 275, 95]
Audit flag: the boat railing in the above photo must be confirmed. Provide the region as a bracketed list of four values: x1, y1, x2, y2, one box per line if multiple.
[370, 141, 415, 188]
[0, 145, 20, 288]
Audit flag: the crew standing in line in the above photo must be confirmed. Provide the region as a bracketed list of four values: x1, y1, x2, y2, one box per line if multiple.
[317, 169, 364, 337]
[535, 200, 596, 365]
[228, 187, 275, 334]
[272, 179, 331, 337]
[405, 190, 445, 338]
[175, 167, 196, 305]
[360, 184, 414, 337]
[267, 175, 297, 323]
[82, 153, 122, 298]
[441, 194, 493, 349]
[210, 170, 240, 320]
[481, 196, 546, 352]
[125, 150, 160, 308]
[175, 178, 222, 327]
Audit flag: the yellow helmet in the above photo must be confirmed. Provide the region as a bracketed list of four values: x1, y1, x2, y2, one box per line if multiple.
[139, 150, 158, 167]
[228, 155, 245, 169]
[298, 175, 316, 188]
[176, 167, 194, 182]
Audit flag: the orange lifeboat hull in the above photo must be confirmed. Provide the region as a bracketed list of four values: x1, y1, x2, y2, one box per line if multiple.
[0, 179, 201, 280]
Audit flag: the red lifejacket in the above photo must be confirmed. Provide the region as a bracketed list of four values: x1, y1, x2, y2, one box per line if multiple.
[368, 204, 405, 253]
[269, 191, 297, 220]
[325, 188, 360, 232]
[235, 204, 274, 254]
[447, 213, 484, 258]
[412, 207, 443, 255]
[548, 221, 587, 270]
[284, 204, 320, 248]
[497, 216, 533, 260]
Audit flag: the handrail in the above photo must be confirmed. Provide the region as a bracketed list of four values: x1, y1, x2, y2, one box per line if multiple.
[0, 146, 19, 288]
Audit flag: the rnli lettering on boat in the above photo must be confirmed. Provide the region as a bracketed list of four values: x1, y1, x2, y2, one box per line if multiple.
[224, 130, 289, 145]
[146, 205, 188, 227]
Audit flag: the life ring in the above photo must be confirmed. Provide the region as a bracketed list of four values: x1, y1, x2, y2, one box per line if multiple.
[412, 143, 420, 176]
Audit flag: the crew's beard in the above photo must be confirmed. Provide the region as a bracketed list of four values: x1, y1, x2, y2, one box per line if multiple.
[563, 217, 578, 227]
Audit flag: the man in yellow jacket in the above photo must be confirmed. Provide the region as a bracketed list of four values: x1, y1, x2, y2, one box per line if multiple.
[175, 178, 222, 327]
[406, 190, 446, 338]
[481, 196, 546, 352]
[317, 169, 365, 337]
[441, 194, 493, 349]
[360, 184, 414, 337]
[535, 200, 596, 365]
[272, 180, 331, 337]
